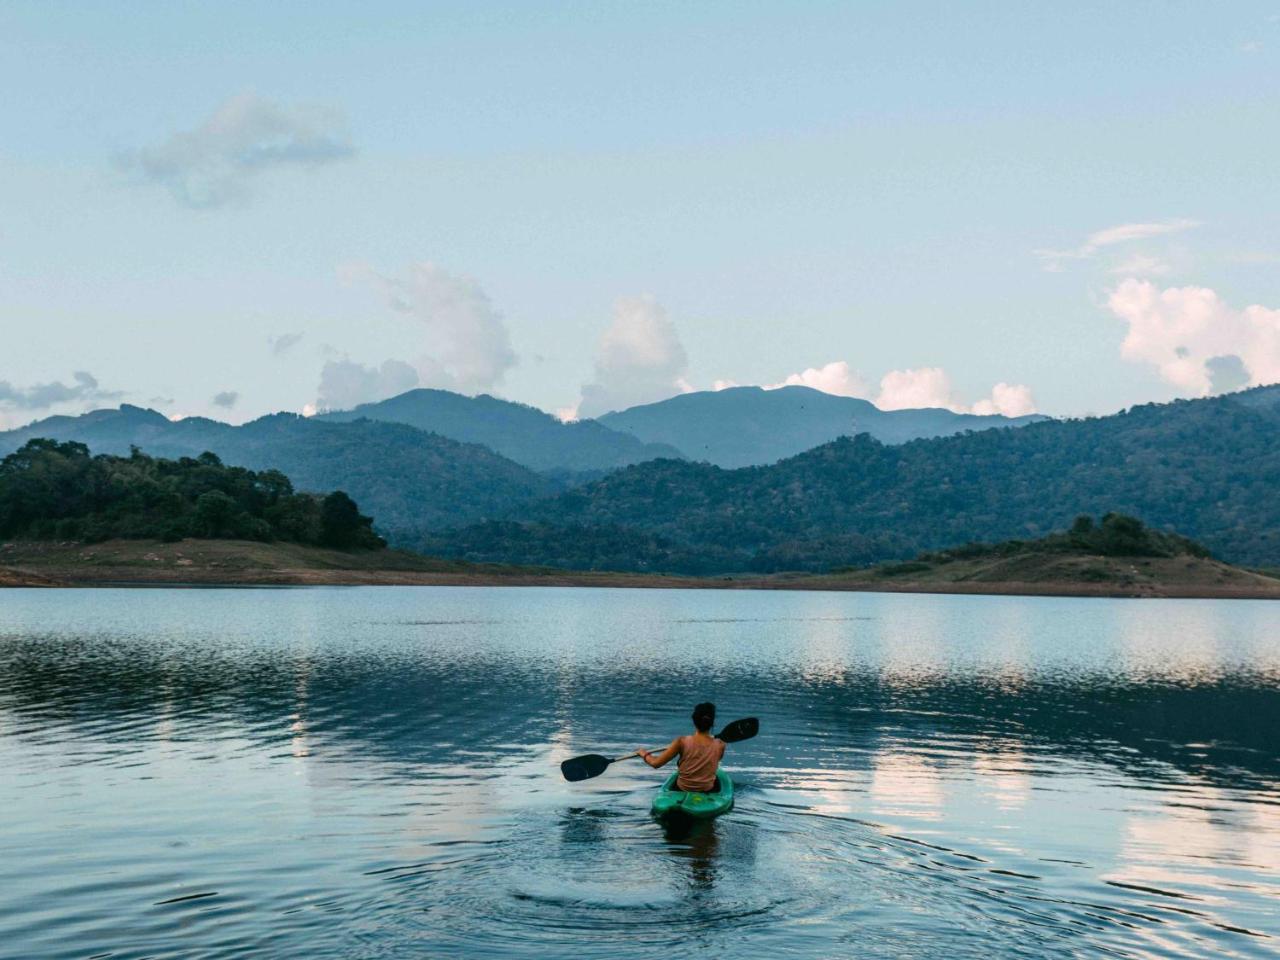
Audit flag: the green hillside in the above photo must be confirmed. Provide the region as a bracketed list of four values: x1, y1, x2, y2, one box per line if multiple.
[0, 440, 383, 548]
[0, 408, 555, 538]
[424, 386, 1280, 573]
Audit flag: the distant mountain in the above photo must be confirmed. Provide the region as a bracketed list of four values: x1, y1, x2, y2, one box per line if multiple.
[423, 386, 1280, 572]
[316, 389, 683, 474]
[598, 385, 1047, 467]
[0, 406, 553, 537]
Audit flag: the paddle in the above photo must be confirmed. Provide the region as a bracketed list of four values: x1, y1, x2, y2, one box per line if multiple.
[560, 717, 759, 782]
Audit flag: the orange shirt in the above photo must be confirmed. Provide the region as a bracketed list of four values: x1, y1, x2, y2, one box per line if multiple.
[676, 735, 725, 791]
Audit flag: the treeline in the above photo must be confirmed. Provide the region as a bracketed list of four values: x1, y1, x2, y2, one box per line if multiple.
[0, 439, 384, 549]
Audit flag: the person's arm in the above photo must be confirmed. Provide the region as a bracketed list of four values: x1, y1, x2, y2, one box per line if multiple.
[638, 738, 682, 769]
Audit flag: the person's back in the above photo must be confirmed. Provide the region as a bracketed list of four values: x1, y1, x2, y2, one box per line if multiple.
[638, 702, 726, 792]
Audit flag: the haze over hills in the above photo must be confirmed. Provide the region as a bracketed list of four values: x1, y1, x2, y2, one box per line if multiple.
[599, 385, 1048, 467]
[423, 385, 1280, 573]
[316, 389, 683, 474]
[0, 405, 553, 535]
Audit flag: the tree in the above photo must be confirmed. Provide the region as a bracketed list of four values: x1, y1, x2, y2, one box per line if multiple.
[319, 490, 383, 549]
[193, 490, 240, 538]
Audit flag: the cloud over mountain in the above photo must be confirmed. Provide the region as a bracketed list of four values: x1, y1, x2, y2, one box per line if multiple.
[118, 93, 355, 208]
[757, 362, 1037, 417]
[766, 361, 870, 398]
[576, 296, 691, 419]
[316, 359, 420, 412]
[1108, 279, 1280, 394]
[342, 261, 517, 396]
[0, 371, 120, 415]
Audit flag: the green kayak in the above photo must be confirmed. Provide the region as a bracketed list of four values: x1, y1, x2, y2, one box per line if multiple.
[651, 769, 734, 820]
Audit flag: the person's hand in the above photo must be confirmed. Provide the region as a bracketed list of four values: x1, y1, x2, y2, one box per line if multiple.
[637, 748, 650, 765]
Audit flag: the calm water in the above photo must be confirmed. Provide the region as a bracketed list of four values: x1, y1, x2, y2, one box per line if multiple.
[1, 588, 1278, 959]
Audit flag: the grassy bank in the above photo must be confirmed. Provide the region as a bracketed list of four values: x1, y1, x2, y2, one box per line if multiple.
[3, 537, 1279, 598]
[807, 550, 1280, 599]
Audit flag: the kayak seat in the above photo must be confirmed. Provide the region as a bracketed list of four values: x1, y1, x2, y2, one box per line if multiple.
[676, 772, 721, 793]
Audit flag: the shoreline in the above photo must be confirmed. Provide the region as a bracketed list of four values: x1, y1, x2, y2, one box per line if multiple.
[5, 538, 1278, 600]
[5, 564, 1279, 599]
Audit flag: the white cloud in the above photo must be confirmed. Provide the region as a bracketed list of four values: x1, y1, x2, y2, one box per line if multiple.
[576, 296, 690, 418]
[1110, 253, 1171, 277]
[0, 370, 121, 413]
[765, 360, 872, 398]
[712, 379, 740, 391]
[875, 367, 962, 411]
[971, 382, 1037, 417]
[1036, 218, 1199, 272]
[1107, 279, 1280, 394]
[118, 92, 355, 208]
[1084, 220, 1199, 251]
[343, 261, 517, 395]
[316, 358, 420, 411]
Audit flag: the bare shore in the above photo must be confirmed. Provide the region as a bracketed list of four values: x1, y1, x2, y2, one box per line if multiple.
[3, 539, 1279, 599]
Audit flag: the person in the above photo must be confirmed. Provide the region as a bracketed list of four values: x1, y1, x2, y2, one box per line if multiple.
[637, 702, 726, 792]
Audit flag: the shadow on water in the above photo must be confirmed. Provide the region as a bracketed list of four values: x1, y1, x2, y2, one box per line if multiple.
[661, 818, 722, 892]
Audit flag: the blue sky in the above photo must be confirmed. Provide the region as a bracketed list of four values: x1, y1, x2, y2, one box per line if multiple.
[3, 1, 1279, 427]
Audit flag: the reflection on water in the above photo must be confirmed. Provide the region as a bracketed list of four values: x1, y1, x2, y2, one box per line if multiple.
[0, 587, 1278, 958]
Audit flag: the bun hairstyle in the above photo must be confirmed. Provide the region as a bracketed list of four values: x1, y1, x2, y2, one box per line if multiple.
[692, 701, 716, 733]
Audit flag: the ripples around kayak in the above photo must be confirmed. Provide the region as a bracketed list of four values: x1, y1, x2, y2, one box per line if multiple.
[1, 587, 1278, 958]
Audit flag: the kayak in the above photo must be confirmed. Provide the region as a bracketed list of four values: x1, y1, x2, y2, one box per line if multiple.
[651, 769, 734, 820]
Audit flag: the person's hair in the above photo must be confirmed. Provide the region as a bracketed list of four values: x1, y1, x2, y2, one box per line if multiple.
[691, 702, 716, 733]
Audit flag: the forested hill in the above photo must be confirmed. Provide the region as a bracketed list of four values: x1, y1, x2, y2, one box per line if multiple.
[0, 407, 555, 539]
[423, 386, 1280, 573]
[0, 440, 384, 548]
[598, 385, 1047, 467]
[316, 388, 683, 474]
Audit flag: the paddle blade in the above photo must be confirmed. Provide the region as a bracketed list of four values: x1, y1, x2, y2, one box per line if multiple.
[717, 717, 759, 743]
[560, 754, 612, 782]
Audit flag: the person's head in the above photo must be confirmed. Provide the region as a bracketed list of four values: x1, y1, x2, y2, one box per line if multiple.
[692, 702, 716, 733]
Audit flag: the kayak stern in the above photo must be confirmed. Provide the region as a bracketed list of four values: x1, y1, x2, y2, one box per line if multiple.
[651, 769, 734, 820]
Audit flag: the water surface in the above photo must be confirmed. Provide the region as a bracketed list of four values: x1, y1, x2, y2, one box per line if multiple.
[1, 587, 1277, 958]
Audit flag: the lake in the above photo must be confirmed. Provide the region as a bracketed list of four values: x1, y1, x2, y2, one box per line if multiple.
[1, 587, 1277, 958]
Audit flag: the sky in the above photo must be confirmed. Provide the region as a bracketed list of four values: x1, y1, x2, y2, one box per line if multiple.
[3, 1, 1280, 429]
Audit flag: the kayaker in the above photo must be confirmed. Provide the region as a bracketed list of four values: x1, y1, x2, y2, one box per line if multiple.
[637, 702, 726, 792]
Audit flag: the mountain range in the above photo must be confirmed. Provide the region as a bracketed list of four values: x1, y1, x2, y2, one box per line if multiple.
[7, 384, 1277, 574]
[0, 405, 552, 535]
[599, 385, 1046, 467]
[421, 385, 1280, 572]
[316, 389, 682, 474]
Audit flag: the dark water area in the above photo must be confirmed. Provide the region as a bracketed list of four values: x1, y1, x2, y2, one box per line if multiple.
[1, 587, 1277, 958]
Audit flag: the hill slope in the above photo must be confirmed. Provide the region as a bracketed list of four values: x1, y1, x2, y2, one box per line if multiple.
[808, 514, 1280, 598]
[425, 386, 1280, 572]
[598, 385, 1047, 467]
[317, 388, 683, 473]
[0, 407, 554, 539]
